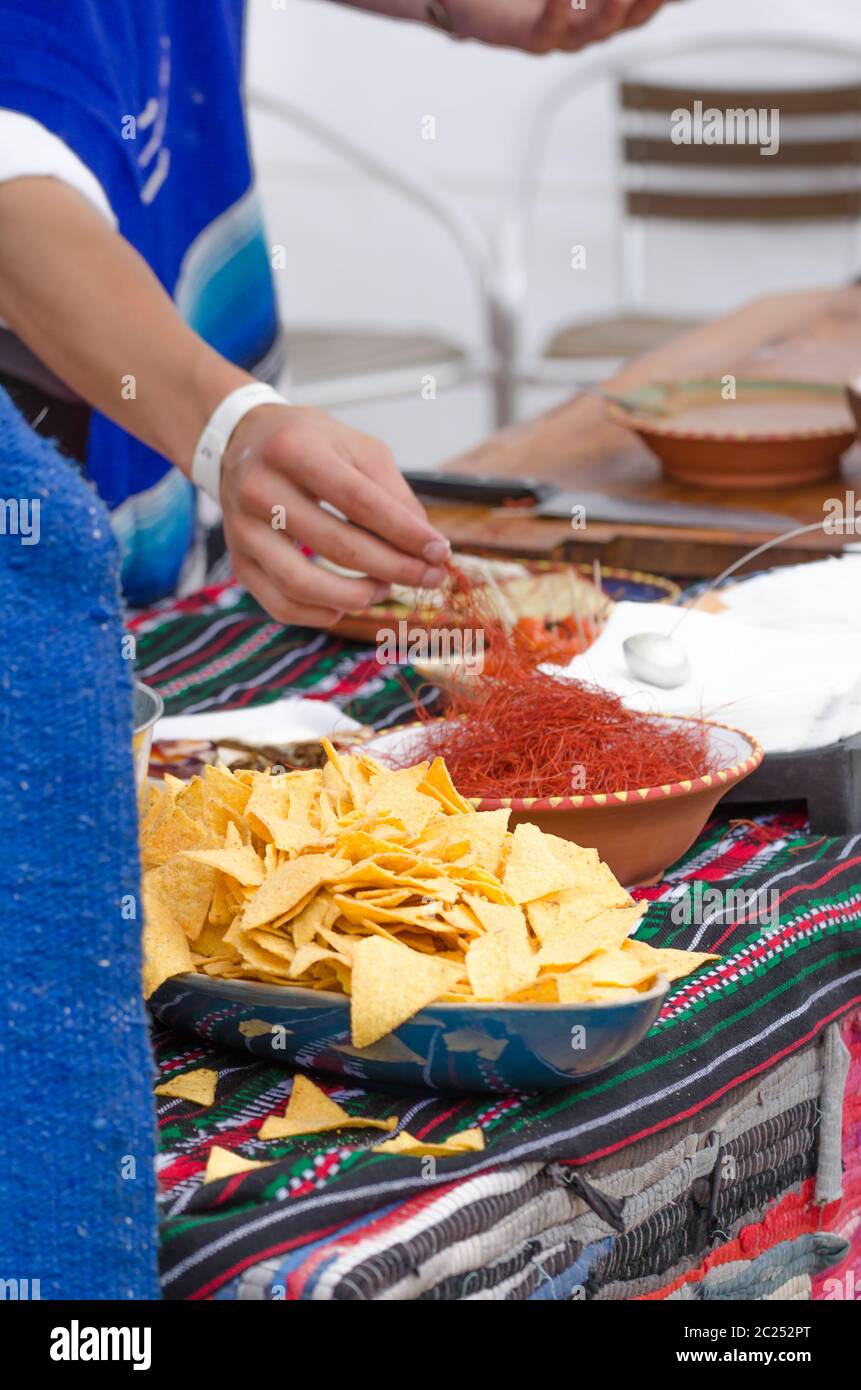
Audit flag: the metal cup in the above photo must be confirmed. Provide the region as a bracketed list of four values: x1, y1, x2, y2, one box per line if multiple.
[132, 679, 164, 795]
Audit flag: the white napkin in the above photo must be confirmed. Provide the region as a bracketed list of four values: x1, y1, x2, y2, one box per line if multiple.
[719, 554, 861, 636]
[155, 697, 362, 745]
[550, 601, 861, 754]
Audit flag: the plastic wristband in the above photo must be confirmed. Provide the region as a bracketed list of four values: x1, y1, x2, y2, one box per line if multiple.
[191, 382, 288, 504]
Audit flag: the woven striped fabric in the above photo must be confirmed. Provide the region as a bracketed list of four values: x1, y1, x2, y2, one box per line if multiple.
[813, 1009, 861, 1301]
[137, 582, 861, 1300]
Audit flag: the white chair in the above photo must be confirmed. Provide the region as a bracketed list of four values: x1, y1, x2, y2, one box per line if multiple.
[496, 30, 861, 422]
[248, 88, 515, 427]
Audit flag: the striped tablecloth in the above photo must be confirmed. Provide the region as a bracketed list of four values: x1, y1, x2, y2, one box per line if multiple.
[135, 582, 861, 1300]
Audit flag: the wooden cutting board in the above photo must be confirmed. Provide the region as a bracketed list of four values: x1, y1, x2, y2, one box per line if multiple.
[430, 287, 861, 578]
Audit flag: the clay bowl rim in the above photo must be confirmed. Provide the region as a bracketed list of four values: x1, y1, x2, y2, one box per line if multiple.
[362, 714, 764, 813]
[607, 378, 856, 445]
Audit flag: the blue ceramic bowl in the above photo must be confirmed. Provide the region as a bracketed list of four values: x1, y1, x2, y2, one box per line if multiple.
[149, 973, 669, 1093]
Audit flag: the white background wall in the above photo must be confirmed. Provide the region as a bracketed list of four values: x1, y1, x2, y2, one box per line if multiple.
[246, 0, 861, 467]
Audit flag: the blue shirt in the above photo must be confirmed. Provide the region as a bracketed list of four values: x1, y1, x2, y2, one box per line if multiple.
[0, 0, 280, 603]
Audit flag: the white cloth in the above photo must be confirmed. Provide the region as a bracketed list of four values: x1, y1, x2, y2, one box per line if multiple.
[154, 697, 363, 746]
[0, 111, 116, 344]
[718, 554, 861, 637]
[0, 110, 116, 225]
[551, 599, 861, 755]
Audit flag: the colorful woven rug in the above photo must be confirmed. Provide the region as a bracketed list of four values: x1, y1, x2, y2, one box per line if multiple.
[135, 582, 861, 1300]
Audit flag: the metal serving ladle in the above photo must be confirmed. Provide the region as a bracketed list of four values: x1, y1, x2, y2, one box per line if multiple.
[621, 520, 839, 690]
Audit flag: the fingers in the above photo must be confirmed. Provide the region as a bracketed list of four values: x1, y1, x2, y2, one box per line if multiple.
[233, 463, 448, 588]
[349, 434, 428, 519]
[528, 0, 576, 53]
[232, 552, 345, 629]
[532, 0, 643, 53]
[235, 519, 391, 615]
[221, 407, 454, 630]
[263, 426, 450, 566]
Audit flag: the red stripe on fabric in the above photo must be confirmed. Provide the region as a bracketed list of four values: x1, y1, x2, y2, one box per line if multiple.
[670, 898, 861, 1007]
[564, 991, 861, 1168]
[187, 1219, 351, 1300]
[129, 582, 235, 629]
[287, 1176, 469, 1300]
[415, 1102, 469, 1138]
[635, 1180, 819, 1300]
[690, 833, 782, 883]
[146, 618, 261, 683]
[226, 647, 336, 709]
[213, 1172, 255, 1207]
[308, 655, 382, 700]
[778, 856, 861, 903]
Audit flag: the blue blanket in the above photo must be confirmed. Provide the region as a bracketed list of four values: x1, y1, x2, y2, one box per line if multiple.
[0, 388, 158, 1299]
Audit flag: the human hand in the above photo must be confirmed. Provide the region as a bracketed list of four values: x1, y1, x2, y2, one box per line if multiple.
[443, 0, 670, 54]
[219, 404, 451, 627]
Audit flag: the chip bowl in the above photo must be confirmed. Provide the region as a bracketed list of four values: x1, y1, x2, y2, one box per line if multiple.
[364, 716, 763, 887]
[149, 972, 669, 1093]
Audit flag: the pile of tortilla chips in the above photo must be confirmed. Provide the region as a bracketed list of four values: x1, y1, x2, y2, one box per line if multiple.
[140, 741, 716, 1047]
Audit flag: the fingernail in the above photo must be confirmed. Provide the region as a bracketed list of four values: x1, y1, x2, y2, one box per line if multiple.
[422, 566, 447, 588]
[371, 583, 390, 604]
[423, 538, 451, 565]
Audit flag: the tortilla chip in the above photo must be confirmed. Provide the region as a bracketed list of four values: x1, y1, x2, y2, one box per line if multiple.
[141, 885, 195, 998]
[239, 854, 350, 931]
[143, 857, 216, 941]
[183, 844, 265, 887]
[258, 1074, 396, 1140]
[371, 1127, 485, 1158]
[502, 823, 579, 904]
[203, 1145, 272, 1183]
[154, 1068, 218, 1106]
[622, 938, 719, 982]
[465, 923, 538, 999]
[350, 936, 462, 1047]
[536, 903, 646, 968]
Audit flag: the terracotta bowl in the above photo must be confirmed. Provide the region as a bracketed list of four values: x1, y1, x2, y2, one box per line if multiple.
[364, 716, 763, 888]
[610, 378, 856, 490]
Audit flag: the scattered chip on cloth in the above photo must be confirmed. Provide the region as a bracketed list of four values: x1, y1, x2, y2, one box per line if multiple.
[371, 1127, 485, 1158]
[258, 1075, 396, 1140]
[203, 1146, 273, 1184]
[154, 1068, 218, 1106]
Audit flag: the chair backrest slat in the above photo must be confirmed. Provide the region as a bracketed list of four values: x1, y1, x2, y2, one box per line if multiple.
[626, 190, 861, 220]
[620, 82, 861, 115]
[620, 77, 861, 222]
[624, 136, 861, 167]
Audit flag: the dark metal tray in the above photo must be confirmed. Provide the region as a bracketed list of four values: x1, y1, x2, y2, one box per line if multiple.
[722, 730, 861, 835]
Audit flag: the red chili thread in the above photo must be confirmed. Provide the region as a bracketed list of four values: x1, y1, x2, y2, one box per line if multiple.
[396, 563, 718, 798]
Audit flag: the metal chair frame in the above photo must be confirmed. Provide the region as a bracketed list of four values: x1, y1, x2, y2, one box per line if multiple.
[248, 88, 511, 423]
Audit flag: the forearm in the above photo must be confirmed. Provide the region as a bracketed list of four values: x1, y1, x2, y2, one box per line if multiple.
[326, 0, 431, 23]
[0, 177, 251, 474]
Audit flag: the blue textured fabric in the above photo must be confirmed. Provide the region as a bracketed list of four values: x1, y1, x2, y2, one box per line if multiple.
[0, 388, 159, 1299]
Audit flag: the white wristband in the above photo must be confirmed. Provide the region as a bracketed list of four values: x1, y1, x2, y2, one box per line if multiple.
[191, 382, 288, 504]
